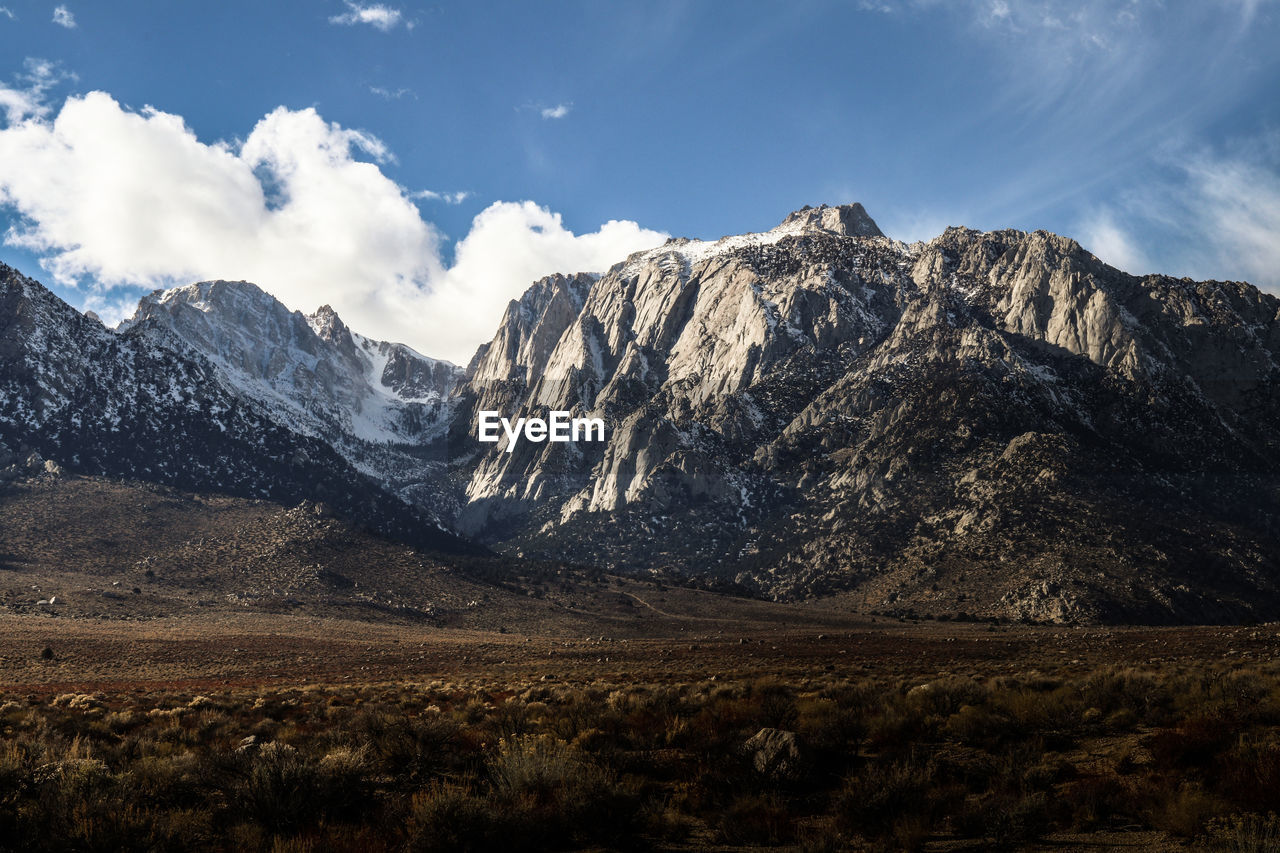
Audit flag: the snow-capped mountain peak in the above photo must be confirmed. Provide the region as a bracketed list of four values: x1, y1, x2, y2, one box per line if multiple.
[617, 203, 891, 278]
[120, 276, 462, 459]
[119, 278, 466, 515]
[0, 263, 472, 553]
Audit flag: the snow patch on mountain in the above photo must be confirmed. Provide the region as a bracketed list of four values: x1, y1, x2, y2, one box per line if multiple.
[124, 280, 462, 446]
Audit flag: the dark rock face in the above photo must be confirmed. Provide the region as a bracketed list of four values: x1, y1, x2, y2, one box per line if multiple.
[450, 206, 1280, 623]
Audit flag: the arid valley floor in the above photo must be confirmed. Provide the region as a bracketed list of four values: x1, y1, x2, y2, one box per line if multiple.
[4, 477, 1280, 851]
[2, 607, 1277, 696]
[6, 591, 1280, 850]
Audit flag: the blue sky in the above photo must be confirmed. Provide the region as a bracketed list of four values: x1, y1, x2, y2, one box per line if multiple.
[1, 0, 1278, 363]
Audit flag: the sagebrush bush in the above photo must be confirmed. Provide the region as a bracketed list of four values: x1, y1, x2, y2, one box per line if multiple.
[717, 792, 794, 845]
[405, 782, 512, 853]
[1, 663, 1279, 850]
[1204, 812, 1280, 853]
[834, 757, 946, 842]
[907, 676, 987, 717]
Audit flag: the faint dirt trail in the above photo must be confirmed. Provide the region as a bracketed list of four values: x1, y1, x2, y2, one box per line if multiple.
[622, 591, 683, 618]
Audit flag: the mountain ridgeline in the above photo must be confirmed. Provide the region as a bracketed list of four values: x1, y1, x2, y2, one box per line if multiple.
[0, 265, 476, 555]
[120, 280, 464, 517]
[3, 203, 1279, 623]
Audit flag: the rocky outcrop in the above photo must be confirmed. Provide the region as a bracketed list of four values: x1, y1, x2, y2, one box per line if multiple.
[448, 204, 1280, 623]
[466, 272, 595, 386]
[743, 728, 803, 779]
[776, 202, 883, 238]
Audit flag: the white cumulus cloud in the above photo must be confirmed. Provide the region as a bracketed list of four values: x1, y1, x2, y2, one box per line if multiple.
[51, 5, 74, 28]
[0, 91, 666, 364]
[329, 1, 405, 31]
[540, 103, 571, 120]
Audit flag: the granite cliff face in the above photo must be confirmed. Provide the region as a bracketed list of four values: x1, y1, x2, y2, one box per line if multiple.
[450, 204, 1280, 622]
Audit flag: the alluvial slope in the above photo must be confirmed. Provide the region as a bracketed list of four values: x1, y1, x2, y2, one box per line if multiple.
[0, 475, 483, 621]
[0, 263, 474, 554]
[452, 204, 1280, 623]
[0, 474, 817, 634]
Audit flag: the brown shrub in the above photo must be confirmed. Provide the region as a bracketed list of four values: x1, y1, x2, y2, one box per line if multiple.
[833, 757, 947, 842]
[716, 792, 794, 845]
[1148, 715, 1236, 771]
[1203, 812, 1280, 853]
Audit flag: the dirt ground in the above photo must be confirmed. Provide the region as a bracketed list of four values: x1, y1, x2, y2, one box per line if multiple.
[2, 604, 1271, 693]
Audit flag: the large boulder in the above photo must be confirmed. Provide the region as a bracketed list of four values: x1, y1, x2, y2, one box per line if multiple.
[743, 727, 802, 779]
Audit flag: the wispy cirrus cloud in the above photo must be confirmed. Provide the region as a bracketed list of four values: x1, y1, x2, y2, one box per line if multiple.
[853, 1, 1279, 274]
[888, 3, 1280, 288]
[852, 1, 1270, 117]
[1079, 136, 1280, 288]
[369, 85, 414, 100]
[1077, 208, 1152, 277]
[540, 103, 571, 120]
[1234, 0, 1278, 26]
[412, 189, 470, 205]
[329, 1, 408, 32]
[0, 58, 75, 124]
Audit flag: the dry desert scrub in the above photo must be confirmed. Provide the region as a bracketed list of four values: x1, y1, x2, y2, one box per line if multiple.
[4, 664, 1280, 849]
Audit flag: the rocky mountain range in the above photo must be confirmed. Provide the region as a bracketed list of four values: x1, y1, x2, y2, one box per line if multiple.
[450, 204, 1280, 622]
[0, 263, 474, 555]
[3, 203, 1279, 623]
